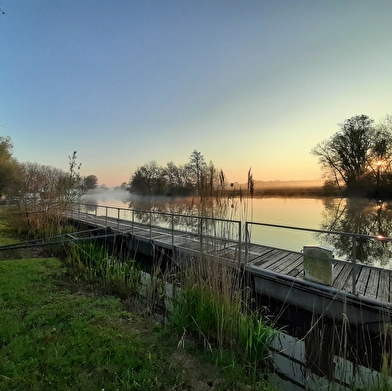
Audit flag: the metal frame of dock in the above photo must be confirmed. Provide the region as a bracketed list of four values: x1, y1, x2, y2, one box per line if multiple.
[65, 203, 392, 331]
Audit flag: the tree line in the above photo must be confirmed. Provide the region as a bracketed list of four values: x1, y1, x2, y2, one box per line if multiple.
[127, 150, 228, 199]
[0, 137, 101, 235]
[312, 114, 392, 198]
[2, 112, 391, 234]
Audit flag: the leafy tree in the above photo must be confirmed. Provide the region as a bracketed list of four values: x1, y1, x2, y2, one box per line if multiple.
[165, 161, 193, 196]
[312, 115, 392, 196]
[127, 151, 226, 198]
[128, 161, 166, 196]
[83, 174, 98, 190]
[0, 136, 21, 198]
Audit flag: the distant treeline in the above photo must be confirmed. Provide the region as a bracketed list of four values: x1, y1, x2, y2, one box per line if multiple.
[126, 151, 332, 199]
[127, 150, 227, 199]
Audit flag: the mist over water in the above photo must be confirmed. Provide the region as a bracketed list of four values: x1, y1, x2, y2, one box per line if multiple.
[81, 191, 392, 268]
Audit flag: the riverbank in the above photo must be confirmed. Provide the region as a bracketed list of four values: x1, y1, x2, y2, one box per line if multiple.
[0, 208, 278, 391]
[0, 257, 279, 391]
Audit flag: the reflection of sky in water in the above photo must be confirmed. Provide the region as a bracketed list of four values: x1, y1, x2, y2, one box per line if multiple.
[80, 193, 392, 268]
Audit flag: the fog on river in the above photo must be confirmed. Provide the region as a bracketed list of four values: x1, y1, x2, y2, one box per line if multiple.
[82, 191, 392, 269]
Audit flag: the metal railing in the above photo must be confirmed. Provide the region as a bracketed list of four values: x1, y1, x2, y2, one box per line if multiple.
[245, 221, 392, 295]
[68, 203, 392, 296]
[69, 203, 243, 264]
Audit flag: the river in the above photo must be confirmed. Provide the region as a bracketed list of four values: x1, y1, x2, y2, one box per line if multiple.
[82, 191, 392, 269]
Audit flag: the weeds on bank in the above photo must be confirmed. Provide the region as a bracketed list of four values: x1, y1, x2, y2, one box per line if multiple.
[64, 241, 141, 299]
[0, 207, 19, 246]
[63, 241, 277, 388]
[169, 256, 275, 382]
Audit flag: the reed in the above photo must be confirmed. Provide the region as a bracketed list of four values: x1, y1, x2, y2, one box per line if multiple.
[168, 254, 275, 380]
[64, 241, 141, 299]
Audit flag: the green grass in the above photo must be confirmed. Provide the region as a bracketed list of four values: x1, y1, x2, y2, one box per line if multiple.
[169, 274, 275, 380]
[0, 208, 19, 246]
[0, 205, 279, 390]
[0, 258, 179, 390]
[0, 257, 279, 391]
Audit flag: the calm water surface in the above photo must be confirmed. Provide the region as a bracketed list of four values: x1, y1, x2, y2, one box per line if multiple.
[82, 192, 392, 268]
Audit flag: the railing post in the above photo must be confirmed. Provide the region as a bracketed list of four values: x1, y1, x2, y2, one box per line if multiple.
[171, 214, 174, 247]
[245, 222, 249, 264]
[117, 208, 120, 230]
[132, 209, 134, 236]
[352, 236, 357, 295]
[105, 207, 108, 228]
[149, 211, 152, 240]
[200, 216, 203, 255]
[238, 221, 242, 267]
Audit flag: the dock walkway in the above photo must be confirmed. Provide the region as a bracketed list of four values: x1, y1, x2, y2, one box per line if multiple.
[66, 204, 392, 328]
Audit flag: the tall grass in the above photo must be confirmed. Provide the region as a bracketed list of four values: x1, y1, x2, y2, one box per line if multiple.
[169, 255, 275, 380]
[64, 242, 141, 299]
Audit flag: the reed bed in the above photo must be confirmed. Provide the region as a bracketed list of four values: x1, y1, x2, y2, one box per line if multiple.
[64, 241, 141, 299]
[168, 255, 275, 380]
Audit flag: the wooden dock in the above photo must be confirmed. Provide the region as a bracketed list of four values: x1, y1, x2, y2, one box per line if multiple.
[66, 205, 392, 330]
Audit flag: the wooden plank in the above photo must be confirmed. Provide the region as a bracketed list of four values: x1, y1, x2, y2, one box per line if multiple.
[364, 268, 380, 300]
[272, 254, 303, 275]
[331, 262, 344, 281]
[377, 269, 390, 303]
[340, 266, 354, 293]
[355, 267, 371, 296]
[251, 249, 291, 268]
[246, 248, 276, 265]
[287, 261, 304, 278]
[246, 245, 276, 259]
[333, 263, 352, 290]
[332, 262, 351, 289]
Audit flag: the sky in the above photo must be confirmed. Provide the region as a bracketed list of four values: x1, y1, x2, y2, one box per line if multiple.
[1, 1, 392, 187]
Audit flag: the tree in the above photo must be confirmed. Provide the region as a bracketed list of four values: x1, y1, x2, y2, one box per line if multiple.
[311, 115, 392, 196]
[0, 136, 21, 198]
[165, 161, 193, 196]
[128, 161, 166, 196]
[186, 150, 207, 196]
[16, 151, 85, 236]
[83, 175, 98, 190]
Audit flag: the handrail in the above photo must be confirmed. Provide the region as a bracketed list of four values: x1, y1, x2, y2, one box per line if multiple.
[69, 202, 392, 296]
[244, 220, 392, 295]
[70, 202, 242, 262]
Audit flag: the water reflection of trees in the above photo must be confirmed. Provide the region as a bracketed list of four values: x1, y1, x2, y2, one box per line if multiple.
[129, 197, 242, 239]
[315, 198, 392, 266]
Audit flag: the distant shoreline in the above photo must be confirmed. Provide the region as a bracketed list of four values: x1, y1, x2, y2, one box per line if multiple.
[228, 180, 328, 198]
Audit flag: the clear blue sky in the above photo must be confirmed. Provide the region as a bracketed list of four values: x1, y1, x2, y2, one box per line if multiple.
[1, 1, 392, 187]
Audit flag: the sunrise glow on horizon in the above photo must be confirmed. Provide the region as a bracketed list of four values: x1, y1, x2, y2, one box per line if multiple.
[1, 1, 392, 187]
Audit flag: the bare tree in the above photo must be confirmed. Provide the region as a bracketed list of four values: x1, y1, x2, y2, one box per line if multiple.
[16, 152, 84, 236]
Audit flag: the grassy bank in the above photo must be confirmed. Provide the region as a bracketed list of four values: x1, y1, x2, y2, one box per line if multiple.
[0, 206, 278, 390]
[0, 257, 278, 390]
